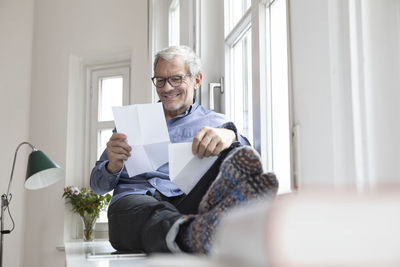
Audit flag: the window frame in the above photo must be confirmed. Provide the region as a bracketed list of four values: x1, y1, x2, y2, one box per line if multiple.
[224, 6, 253, 143]
[263, 0, 294, 193]
[225, 0, 295, 193]
[87, 62, 131, 227]
[168, 0, 180, 46]
[88, 63, 131, 169]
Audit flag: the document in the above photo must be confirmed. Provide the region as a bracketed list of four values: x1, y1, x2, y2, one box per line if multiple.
[169, 142, 218, 194]
[112, 103, 170, 177]
[113, 103, 218, 193]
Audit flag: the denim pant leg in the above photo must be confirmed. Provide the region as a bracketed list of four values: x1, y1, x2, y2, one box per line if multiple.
[108, 194, 182, 253]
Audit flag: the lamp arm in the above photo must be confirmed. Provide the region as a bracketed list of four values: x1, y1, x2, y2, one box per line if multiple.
[6, 142, 36, 198]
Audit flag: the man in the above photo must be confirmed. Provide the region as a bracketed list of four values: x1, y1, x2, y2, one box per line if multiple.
[90, 45, 278, 254]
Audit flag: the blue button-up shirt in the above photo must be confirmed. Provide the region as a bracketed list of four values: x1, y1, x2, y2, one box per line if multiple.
[90, 102, 249, 206]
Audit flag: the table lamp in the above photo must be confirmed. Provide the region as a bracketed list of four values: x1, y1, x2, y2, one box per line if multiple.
[0, 142, 64, 267]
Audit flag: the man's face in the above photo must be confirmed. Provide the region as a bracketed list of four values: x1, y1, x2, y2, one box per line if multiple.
[154, 56, 201, 117]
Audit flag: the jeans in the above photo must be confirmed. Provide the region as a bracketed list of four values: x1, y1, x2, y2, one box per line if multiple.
[108, 144, 238, 253]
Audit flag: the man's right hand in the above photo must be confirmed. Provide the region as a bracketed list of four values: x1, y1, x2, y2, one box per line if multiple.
[106, 133, 131, 174]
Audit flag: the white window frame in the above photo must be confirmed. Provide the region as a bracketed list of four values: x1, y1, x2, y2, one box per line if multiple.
[224, 6, 254, 143]
[263, 0, 293, 193]
[169, 0, 180, 46]
[87, 61, 130, 228]
[224, 0, 294, 193]
[88, 63, 131, 168]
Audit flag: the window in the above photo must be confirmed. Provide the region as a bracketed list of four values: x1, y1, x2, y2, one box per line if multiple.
[225, 0, 251, 35]
[224, 0, 293, 194]
[155, 0, 294, 193]
[169, 0, 180, 46]
[231, 29, 253, 143]
[89, 63, 130, 221]
[225, 2, 253, 143]
[263, 0, 292, 193]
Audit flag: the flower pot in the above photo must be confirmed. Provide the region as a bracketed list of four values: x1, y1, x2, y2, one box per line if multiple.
[81, 212, 97, 242]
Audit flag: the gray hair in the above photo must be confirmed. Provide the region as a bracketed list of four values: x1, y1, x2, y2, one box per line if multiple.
[153, 45, 202, 76]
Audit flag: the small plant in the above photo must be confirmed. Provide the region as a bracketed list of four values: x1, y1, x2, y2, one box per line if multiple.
[62, 186, 111, 241]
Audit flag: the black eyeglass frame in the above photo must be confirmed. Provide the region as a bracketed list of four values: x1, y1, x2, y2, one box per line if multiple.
[151, 73, 192, 88]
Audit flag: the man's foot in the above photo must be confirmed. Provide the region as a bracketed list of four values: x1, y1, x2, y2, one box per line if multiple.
[198, 146, 265, 214]
[177, 171, 278, 254]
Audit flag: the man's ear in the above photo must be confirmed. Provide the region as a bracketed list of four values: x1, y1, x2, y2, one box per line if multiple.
[194, 73, 202, 90]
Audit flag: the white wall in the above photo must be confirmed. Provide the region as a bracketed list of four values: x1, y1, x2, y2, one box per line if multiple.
[24, 1, 150, 266]
[199, 0, 225, 111]
[179, 0, 196, 49]
[361, 0, 400, 185]
[289, 0, 400, 189]
[151, 0, 170, 60]
[0, 0, 34, 266]
[289, 0, 336, 187]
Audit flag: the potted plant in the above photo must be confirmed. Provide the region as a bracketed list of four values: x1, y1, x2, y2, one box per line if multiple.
[63, 186, 111, 241]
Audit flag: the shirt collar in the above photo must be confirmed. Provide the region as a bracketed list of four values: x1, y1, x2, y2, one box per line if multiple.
[184, 101, 198, 116]
[164, 101, 198, 120]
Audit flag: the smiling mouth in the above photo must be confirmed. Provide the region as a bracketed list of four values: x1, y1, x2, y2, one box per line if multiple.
[162, 93, 181, 99]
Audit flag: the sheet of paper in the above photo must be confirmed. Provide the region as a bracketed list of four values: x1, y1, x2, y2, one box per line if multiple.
[169, 143, 218, 194]
[112, 103, 170, 176]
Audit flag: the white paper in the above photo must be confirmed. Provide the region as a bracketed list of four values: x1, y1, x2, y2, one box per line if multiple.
[169, 143, 218, 194]
[112, 103, 170, 176]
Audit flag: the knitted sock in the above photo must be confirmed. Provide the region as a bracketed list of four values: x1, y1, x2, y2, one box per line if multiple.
[198, 146, 264, 214]
[177, 171, 278, 254]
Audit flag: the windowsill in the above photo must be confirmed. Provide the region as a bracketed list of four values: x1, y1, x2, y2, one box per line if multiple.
[64, 240, 215, 267]
[65, 240, 146, 267]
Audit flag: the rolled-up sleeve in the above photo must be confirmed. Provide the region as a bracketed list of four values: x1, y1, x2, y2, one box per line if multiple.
[90, 152, 122, 195]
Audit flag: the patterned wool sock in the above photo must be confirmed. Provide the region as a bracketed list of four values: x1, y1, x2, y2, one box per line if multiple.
[198, 146, 264, 214]
[177, 171, 278, 254]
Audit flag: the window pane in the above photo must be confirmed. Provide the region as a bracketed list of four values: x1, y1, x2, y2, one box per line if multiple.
[232, 29, 253, 143]
[97, 128, 113, 159]
[98, 190, 113, 223]
[225, 0, 251, 34]
[98, 206, 109, 222]
[169, 0, 180, 46]
[268, 0, 291, 194]
[98, 76, 123, 121]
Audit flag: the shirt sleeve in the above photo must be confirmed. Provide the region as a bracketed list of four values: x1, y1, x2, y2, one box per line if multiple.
[220, 121, 251, 146]
[89, 150, 122, 195]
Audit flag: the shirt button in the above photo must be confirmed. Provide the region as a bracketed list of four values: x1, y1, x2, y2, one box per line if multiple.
[153, 182, 157, 186]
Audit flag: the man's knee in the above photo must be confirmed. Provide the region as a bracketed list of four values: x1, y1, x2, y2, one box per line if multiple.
[108, 194, 182, 253]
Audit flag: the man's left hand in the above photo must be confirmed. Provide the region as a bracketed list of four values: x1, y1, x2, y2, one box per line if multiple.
[192, 127, 236, 159]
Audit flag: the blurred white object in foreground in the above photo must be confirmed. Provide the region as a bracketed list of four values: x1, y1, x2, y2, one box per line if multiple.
[212, 189, 400, 266]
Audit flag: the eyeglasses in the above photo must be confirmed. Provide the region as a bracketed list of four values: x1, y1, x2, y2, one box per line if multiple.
[151, 74, 191, 88]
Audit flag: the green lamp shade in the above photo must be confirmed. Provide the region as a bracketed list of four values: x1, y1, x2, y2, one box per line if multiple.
[24, 150, 64, 190]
